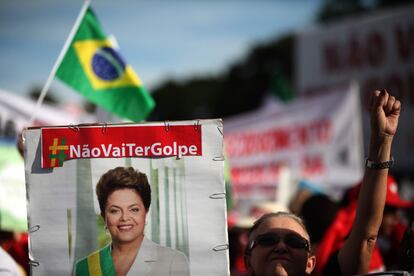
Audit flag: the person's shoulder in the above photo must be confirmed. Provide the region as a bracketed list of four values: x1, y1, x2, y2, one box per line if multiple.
[75, 244, 112, 274]
[144, 238, 188, 260]
[0, 247, 21, 276]
[139, 238, 190, 275]
[76, 246, 106, 264]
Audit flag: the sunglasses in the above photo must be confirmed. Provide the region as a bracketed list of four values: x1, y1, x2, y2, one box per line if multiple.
[247, 232, 310, 254]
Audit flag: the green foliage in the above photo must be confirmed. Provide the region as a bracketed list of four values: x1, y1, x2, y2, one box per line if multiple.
[97, 215, 111, 247]
[316, 0, 413, 23]
[317, 0, 367, 23]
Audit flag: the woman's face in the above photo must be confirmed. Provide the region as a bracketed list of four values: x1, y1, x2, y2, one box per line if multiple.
[246, 216, 316, 276]
[104, 188, 147, 245]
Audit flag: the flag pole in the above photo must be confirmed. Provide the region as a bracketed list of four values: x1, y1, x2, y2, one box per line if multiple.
[29, 0, 91, 125]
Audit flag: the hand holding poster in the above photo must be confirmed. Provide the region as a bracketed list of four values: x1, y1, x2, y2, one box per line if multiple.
[24, 119, 228, 275]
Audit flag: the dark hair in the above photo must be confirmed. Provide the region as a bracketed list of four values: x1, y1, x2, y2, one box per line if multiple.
[301, 194, 338, 243]
[96, 167, 151, 215]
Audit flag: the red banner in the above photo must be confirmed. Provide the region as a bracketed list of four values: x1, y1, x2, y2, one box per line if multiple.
[41, 125, 202, 168]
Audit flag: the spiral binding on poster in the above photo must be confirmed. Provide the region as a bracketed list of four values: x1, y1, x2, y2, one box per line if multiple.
[28, 224, 41, 268]
[214, 124, 225, 161]
[29, 260, 40, 267]
[164, 120, 170, 132]
[209, 192, 226, 199]
[28, 225, 40, 268]
[101, 123, 107, 134]
[194, 119, 200, 131]
[29, 225, 40, 233]
[211, 121, 228, 255]
[212, 244, 229, 252]
[68, 124, 80, 132]
[213, 155, 225, 161]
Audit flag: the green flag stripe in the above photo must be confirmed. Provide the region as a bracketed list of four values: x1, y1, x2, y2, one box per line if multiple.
[99, 246, 116, 276]
[55, 6, 155, 122]
[75, 7, 106, 41]
[75, 257, 89, 276]
[75, 246, 115, 276]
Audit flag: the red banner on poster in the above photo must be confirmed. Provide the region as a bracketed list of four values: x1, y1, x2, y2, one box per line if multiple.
[41, 125, 202, 168]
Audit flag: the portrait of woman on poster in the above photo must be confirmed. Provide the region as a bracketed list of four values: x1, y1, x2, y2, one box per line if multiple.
[75, 167, 190, 276]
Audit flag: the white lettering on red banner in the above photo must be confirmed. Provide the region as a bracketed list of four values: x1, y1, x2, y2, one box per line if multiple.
[224, 86, 363, 199]
[41, 125, 202, 168]
[226, 119, 331, 157]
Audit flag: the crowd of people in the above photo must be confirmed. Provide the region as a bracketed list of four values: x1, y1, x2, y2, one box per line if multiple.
[229, 90, 414, 275]
[1, 90, 413, 276]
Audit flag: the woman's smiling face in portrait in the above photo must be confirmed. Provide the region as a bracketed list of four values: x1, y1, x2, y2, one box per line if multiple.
[104, 188, 147, 245]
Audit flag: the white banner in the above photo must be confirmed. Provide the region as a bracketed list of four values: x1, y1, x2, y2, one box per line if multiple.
[0, 88, 94, 138]
[225, 85, 363, 201]
[296, 5, 414, 171]
[24, 119, 228, 275]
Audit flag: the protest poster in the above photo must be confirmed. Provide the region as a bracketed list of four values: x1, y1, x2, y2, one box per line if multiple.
[24, 119, 228, 275]
[225, 84, 364, 202]
[296, 5, 414, 172]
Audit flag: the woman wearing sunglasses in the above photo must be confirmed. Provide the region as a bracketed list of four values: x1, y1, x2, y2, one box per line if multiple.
[244, 89, 401, 276]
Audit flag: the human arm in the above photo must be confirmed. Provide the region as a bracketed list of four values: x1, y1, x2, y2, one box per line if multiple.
[338, 89, 401, 275]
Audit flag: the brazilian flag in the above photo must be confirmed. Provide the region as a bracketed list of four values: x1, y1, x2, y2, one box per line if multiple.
[56, 7, 155, 122]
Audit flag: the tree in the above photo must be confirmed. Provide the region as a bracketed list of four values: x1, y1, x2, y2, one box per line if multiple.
[149, 34, 294, 120]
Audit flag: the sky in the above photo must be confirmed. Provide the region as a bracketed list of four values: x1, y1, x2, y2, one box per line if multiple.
[0, 0, 323, 103]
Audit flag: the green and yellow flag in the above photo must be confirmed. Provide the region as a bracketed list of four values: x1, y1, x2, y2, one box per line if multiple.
[75, 245, 115, 276]
[56, 6, 155, 122]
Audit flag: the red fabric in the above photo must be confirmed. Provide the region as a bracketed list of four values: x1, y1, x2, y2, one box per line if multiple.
[315, 202, 384, 276]
[347, 175, 414, 208]
[234, 255, 248, 275]
[2, 233, 29, 275]
[227, 211, 238, 229]
[315, 202, 356, 276]
[380, 219, 407, 268]
[370, 247, 385, 272]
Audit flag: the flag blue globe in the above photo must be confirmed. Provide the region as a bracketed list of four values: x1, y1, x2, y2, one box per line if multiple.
[92, 47, 126, 81]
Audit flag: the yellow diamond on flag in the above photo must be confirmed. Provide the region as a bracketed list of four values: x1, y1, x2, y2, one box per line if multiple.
[74, 39, 142, 90]
[56, 6, 155, 122]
